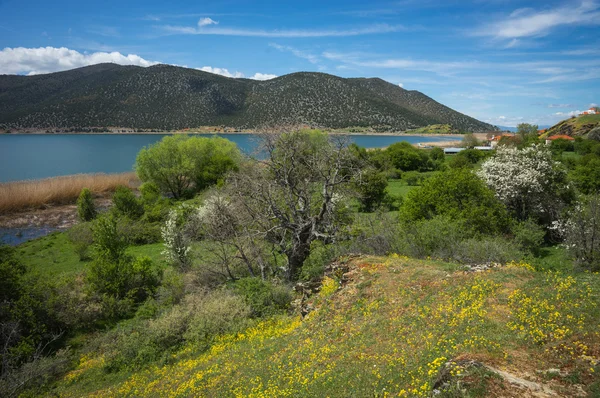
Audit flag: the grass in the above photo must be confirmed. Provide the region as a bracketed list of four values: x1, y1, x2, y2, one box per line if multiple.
[17, 231, 166, 277]
[17, 231, 84, 277]
[51, 256, 600, 397]
[0, 172, 139, 214]
[387, 179, 417, 198]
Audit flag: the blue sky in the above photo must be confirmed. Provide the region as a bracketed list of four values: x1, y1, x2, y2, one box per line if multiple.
[1, 0, 599, 127]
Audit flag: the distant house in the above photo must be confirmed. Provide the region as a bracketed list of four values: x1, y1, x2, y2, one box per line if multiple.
[581, 107, 597, 115]
[545, 135, 574, 145]
[488, 133, 515, 148]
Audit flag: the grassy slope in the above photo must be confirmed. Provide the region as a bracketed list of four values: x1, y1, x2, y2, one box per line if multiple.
[542, 114, 600, 138]
[18, 232, 166, 277]
[53, 256, 600, 397]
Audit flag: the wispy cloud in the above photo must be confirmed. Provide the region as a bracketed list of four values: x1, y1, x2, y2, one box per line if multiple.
[198, 17, 218, 27]
[547, 103, 575, 108]
[322, 51, 480, 76]
[474, 0, 600, 39]
[157, 23, 406, 38]
[0, 46, 158, 75]
[269, 43, 319, 64]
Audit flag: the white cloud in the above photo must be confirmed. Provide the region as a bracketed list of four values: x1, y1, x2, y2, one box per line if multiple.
[0, 46, 158, 75]
[591, 103, 599, 107]
[197, 66, 244, 78]
[250, 73, 277, 80]
[159, 23, 405, 38]
[269, 43, 319, 64]
[198, 17, 218, 27]
[197, 66, 277, 80]
[474, 0, 600, 39]
[398, 83, 404, 88]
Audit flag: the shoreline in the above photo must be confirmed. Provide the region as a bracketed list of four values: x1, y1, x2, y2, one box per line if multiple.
[3, 130, 466, 138]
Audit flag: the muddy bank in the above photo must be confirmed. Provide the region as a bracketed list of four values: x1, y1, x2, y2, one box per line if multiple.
[0, 196, 112, 245]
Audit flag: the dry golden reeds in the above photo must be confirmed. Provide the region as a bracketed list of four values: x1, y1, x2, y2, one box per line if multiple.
[0, 172, 139, 214]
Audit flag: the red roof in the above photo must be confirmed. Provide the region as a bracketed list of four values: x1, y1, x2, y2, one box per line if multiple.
[547, 135, 574, 141]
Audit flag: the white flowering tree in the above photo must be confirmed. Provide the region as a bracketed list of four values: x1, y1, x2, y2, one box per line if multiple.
[477, 145, 571, 225]
[161, 208, 192, 270]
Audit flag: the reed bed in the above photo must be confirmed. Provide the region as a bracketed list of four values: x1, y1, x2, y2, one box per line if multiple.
[0, 172, 139, 214]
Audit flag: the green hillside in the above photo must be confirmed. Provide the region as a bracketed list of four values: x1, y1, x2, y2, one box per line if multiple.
[52, 256, 600, 397]
[0, 64, 495, 132]
[543, 114, 600, 138]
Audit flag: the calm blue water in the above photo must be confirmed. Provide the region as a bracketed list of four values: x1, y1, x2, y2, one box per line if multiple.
[0, 134, 460, 183]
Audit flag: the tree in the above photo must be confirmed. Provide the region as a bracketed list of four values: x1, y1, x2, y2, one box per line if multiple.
[477, 145, 572, 225]
[461, 133, 480, 148]
[224, 130, 359, 281]
[135, 135, 241, 199]
[112, 186, 144, 219]
[354, 168, 388, 212]
[572, 157, 600, 194]
[76, 188, 97, 221]
[383, 142, 431, 171]
[400, 168, 510, 236]
[556, 195, 600, 271]
[516, 123, 540, 147]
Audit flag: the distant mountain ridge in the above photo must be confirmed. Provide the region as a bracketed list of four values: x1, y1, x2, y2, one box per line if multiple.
[0, 63, 495, 132]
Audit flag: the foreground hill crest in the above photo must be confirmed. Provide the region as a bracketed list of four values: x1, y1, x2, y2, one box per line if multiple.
[0, 63, 495, 132]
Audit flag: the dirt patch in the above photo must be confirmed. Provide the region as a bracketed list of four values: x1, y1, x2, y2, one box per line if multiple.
[0, 196, 112, 229]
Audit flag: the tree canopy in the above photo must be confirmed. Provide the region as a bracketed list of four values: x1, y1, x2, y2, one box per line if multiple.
[135, 135, 241, 199]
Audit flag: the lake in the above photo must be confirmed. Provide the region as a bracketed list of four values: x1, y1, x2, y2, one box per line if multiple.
[0, 133, 460, 183]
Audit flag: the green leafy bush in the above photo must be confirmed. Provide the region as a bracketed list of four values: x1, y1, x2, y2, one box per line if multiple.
[67, 222, 94, 261]
[233, 278, 293, 317]
[92, 215, 127, 263]
[400, 169, 511, 236]
[102, 290, 252, 372]
[512, 218, 546, 255]
[112, 186, 144, 219]
[76, 188, 97, 222]
[354, 168, 388, 212]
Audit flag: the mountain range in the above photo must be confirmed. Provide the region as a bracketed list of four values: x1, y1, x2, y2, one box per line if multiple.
[0, 63, 496, 132]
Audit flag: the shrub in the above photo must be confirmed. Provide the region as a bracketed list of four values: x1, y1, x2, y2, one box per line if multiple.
[112, 186, 144, 219]
[76, 188, 96, 222]
[92, 215, 127, 263]
[571, 158, 600, 194]
[430, 147, 445, 162]
[400, 169, 511, 236]
[512, 218, 546, 255]
[403, 171, 422, 186]
[398, 216, 465, 259]
[117, 218, 162, 245]
[449, 149, 487, 169]
[233, 278, 293, 317]
[453, 237, 522, 264]
[354, 168, 388, 212]
[385, 142, 431, 171]
[102, 290, 252, 372]
[67, 222, 94, 261]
